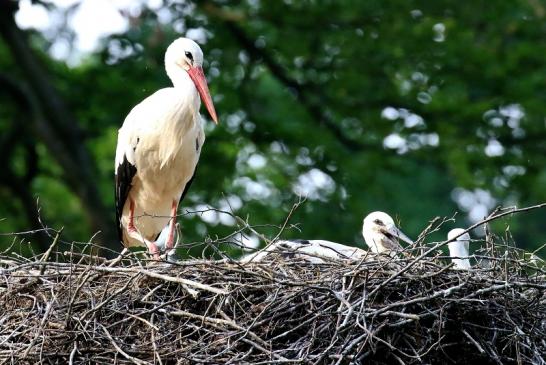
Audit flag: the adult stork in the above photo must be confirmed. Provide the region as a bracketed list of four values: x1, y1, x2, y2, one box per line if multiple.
[115, 37, 218, 259]
[447, 228, 472, 269]
[362, 211, 413, 254]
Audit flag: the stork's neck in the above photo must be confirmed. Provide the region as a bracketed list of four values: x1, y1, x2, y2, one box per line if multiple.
[362, 231, 379, 253]
[168, 67, 191, 88]
[156, 68, 202, 167]
[448, 242, 468, 257]
[165, 65, 201, 108]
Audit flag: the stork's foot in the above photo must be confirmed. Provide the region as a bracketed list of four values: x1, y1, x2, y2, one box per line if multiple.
[147, 241, 161, 260]
[127, 229, 161, 260]
[162, 222, 181, 262]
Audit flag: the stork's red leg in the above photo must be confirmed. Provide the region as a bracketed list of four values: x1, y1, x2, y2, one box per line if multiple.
[166, 200, 178, 251]
[127, 199, 160, 260]
[128, 199, 136, 232]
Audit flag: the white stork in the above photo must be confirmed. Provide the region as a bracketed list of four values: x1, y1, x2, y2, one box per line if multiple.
[447, 228, 472, 269]
[241, 211, 413, 263]
[115, 37, 218, 259]
[362, 211, 413, 254]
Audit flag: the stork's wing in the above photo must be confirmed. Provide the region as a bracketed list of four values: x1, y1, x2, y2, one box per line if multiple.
[115, 155, 137, 242]
[241, 239, 367, 263]
[114, 124, 138, 243]
[178, 120, 205, 208]
[179, 166, 197, 207]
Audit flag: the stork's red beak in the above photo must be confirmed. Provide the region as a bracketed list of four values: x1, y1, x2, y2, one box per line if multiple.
[188, 66, 218, 124]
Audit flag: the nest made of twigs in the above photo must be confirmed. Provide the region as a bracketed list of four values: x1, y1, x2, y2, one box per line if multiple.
[0, 237, 545, 365]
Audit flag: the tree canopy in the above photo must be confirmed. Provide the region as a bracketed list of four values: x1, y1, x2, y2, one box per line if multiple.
[1, 0, 545, 257]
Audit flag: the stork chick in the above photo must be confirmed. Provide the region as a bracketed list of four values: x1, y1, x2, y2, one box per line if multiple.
[115, 37, 218, 259]
[362, 211, 413, 254]
[447, 228, 472, 269]
[241, 239, 368, 263]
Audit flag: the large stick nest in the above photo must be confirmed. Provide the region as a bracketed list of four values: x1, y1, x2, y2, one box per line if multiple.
[0, 239, 545, 365]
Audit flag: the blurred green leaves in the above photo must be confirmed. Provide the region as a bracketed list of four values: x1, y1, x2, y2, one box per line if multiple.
[1, 0, 545, 256]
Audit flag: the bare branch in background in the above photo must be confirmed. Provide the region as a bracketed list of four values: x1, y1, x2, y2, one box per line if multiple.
[200, 1, 369, 152]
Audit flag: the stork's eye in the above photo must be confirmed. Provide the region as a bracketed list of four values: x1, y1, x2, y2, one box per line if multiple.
[185, 51, 193, 61]
[374, 219, 384, 226]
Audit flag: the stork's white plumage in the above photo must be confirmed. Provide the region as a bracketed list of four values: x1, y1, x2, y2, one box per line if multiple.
[447, 228, 471, 269]
[115, 38, 218, 259]
[240, 239, 368, 263]
[362, 211, 413, 254]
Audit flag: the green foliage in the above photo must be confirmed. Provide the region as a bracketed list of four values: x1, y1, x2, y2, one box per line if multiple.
[1, 0, 545, 256]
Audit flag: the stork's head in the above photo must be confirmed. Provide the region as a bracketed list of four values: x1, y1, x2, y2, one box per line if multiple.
[165, 37, 218, 124]
[447, 228, 470, 257]
[362, 211, 413, 253]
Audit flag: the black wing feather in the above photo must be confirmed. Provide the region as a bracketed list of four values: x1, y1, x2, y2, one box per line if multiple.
[115, 155, 137, 243]
[179, 165, 197, 206]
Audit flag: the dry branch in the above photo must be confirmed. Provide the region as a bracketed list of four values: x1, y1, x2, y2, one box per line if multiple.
[1, 204, 545, 364]
[0, 243, 544, 364]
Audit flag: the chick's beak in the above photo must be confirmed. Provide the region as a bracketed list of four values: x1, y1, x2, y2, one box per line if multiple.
[388, 226, 413, 245]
